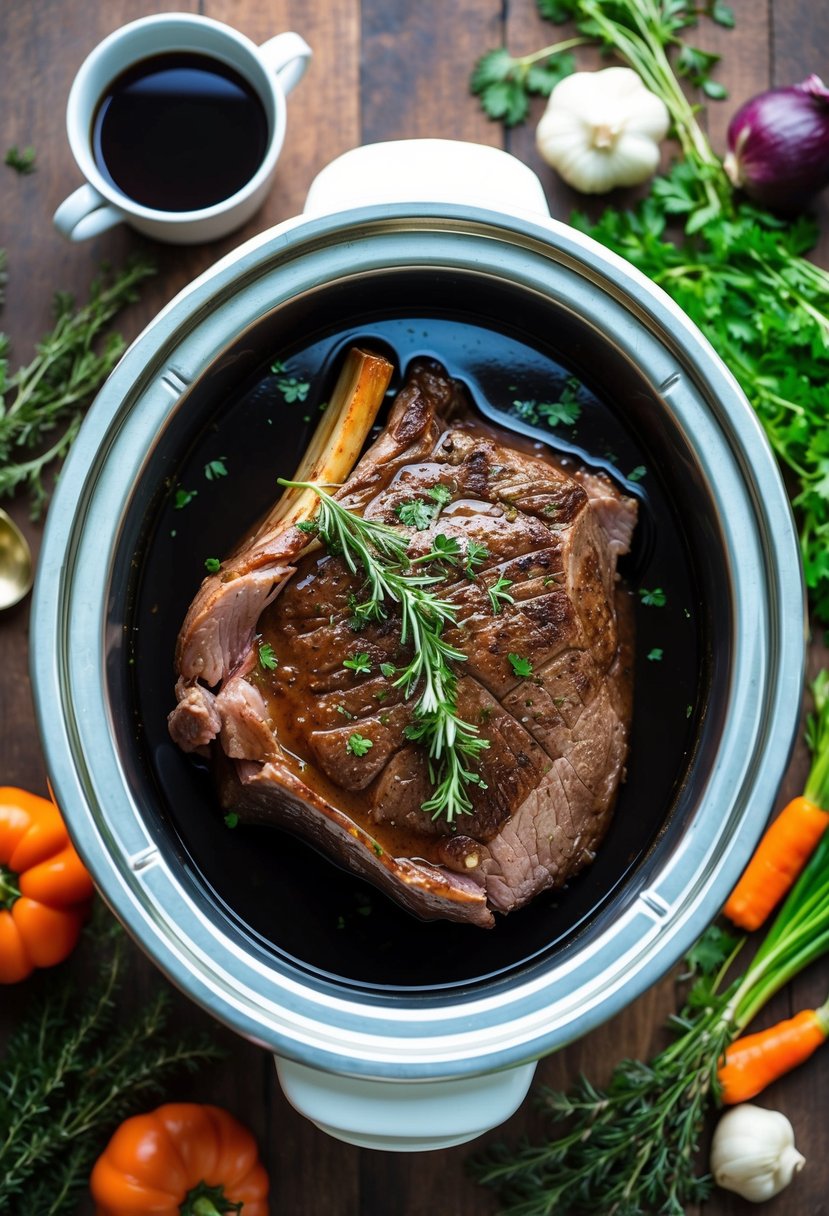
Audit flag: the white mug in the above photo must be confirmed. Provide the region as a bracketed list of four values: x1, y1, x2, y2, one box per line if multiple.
[54, 13, 311, 244]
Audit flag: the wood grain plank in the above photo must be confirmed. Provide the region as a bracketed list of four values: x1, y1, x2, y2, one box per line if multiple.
[2, 2, 828, 1214]
[770, 0, 829, 273]
[360, 0, 503, 145]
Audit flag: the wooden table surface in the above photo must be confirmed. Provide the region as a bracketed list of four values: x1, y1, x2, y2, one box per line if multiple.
[2, 2, 828, 1214]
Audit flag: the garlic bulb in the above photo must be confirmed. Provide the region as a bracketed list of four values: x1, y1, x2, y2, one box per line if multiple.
[710, 1104, 805, 1203]
[536, 66, 670, 193]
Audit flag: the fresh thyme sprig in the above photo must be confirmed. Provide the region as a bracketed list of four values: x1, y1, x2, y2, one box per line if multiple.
[0, 911, 221, 1216]
[280, 478, 489, 821]
[0, 255, 155, 516]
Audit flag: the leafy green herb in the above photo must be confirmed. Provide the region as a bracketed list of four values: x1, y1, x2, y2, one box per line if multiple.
[279, 478, 489, 821]
[343, 651, 372, 675]
[0, 915, 220, 1216]
[0, 257, 154, 516]
[204, 557, 221, 574]
[415, 533, 462, 566]
[347, 732, 373, 757]
[473, 0, 732, 132]
[511, 379, 582, 429]
[639, 587, 667, 607]
[464, 540, 490, 578]
[269, 359, 286, 374]
[380, 662, 397, 679]
[427, 483, 452, 506]
[258, 642, 278, 670]
[488, 575, 515, 615]
[5, 145, 36, 174]
[482, 0, 829, 621]
[471, 44, 582, 126]
[335, 704, 355, 720]
[223, 812, 239, 829]
[627, 465, 647, 482]
[508, 652, 533, 678]
[396, 498, 438, 530]
[275, 376, 310, 403]
[173, 487, 197, 509]
[647, 647, 664, 661]
[203, 457, 228, 481]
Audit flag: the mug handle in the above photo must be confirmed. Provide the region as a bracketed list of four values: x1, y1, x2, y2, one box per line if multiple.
[53, 184, 124, 242]
[257, 31, 312, 96]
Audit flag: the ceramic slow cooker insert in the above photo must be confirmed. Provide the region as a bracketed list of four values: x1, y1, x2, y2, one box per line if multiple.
[31, 142, 804, 1151]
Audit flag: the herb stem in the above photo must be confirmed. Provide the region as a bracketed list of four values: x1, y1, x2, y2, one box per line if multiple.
[280, 478, 489, 821]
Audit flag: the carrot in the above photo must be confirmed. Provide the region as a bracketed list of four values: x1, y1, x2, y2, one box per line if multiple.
[723, 796, 829, 930]
[723, 671, 829, 931]
[718, 1001, 829, 1104]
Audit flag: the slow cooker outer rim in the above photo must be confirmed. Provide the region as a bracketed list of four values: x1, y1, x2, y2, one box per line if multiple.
[31, 203, 805, 1078]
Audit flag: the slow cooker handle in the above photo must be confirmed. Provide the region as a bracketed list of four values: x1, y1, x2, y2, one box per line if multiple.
[302, 138, 551, 219]
[275, 1056, 537, 1152]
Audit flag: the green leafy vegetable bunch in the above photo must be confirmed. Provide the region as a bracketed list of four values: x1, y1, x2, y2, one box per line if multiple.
[472, 0, 829, 622]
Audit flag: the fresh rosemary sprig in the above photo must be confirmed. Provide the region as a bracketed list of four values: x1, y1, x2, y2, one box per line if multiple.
[0, 911, 221, 1216]
[0, 255, 155, 516]
[280, 478, 490, 822]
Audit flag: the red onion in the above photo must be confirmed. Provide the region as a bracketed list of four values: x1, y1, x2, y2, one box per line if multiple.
[724, 75, 829, 213]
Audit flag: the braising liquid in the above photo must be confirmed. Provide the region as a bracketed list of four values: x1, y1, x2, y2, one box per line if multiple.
[91, 52, 269, 212]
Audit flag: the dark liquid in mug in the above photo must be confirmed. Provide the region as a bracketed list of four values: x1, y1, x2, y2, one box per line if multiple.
[91, 52, 269, 212]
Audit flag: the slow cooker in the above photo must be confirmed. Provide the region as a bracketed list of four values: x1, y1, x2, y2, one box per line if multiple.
[31, 140, 805, 1151]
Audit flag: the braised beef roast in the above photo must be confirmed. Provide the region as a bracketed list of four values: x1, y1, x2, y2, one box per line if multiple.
[169, 360, 637, 928]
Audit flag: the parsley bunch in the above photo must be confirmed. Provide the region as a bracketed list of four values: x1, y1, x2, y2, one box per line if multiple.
[279, 478, 489, 822]
[472, 0, 829, 621]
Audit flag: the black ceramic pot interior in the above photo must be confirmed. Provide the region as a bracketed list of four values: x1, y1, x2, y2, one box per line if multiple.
[108, 266, 730, 996]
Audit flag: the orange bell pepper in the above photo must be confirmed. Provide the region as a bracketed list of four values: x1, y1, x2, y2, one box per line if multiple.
[90, 1103, 270, 1216]
[0, 786, 94, 983]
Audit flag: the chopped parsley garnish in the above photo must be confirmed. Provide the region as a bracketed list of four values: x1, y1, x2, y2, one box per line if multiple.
[464, 540, 490, 578]
[510, 379, 582, 429]
[647, 647, 664, 662]
[275, 376, 310, 403]
[508, 652, 534, 678]
[269, 359, 286, 374]
[336, 704, 355, 720]
[258, 642, 278, 670]
[204, 557, 221, 574]
[380, 662, 397, 679]
[347, 733, 373, 757]
[223, 812, 239, 829]
[173, 487, 197, 509]
[343, 652, 372, 675]
[5, 145, 36, 174]
[639, 587, 668, 608]
[488, 575, 514, 615]
[415, 533, 462, 566]
[396, 499, 438, 530]
[204, 457, 228, 481]
[427, 484, 452, 506]
[628, 465, 647, 482]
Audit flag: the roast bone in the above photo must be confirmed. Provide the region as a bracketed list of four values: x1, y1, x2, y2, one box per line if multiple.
[169, 359, 637, 928]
